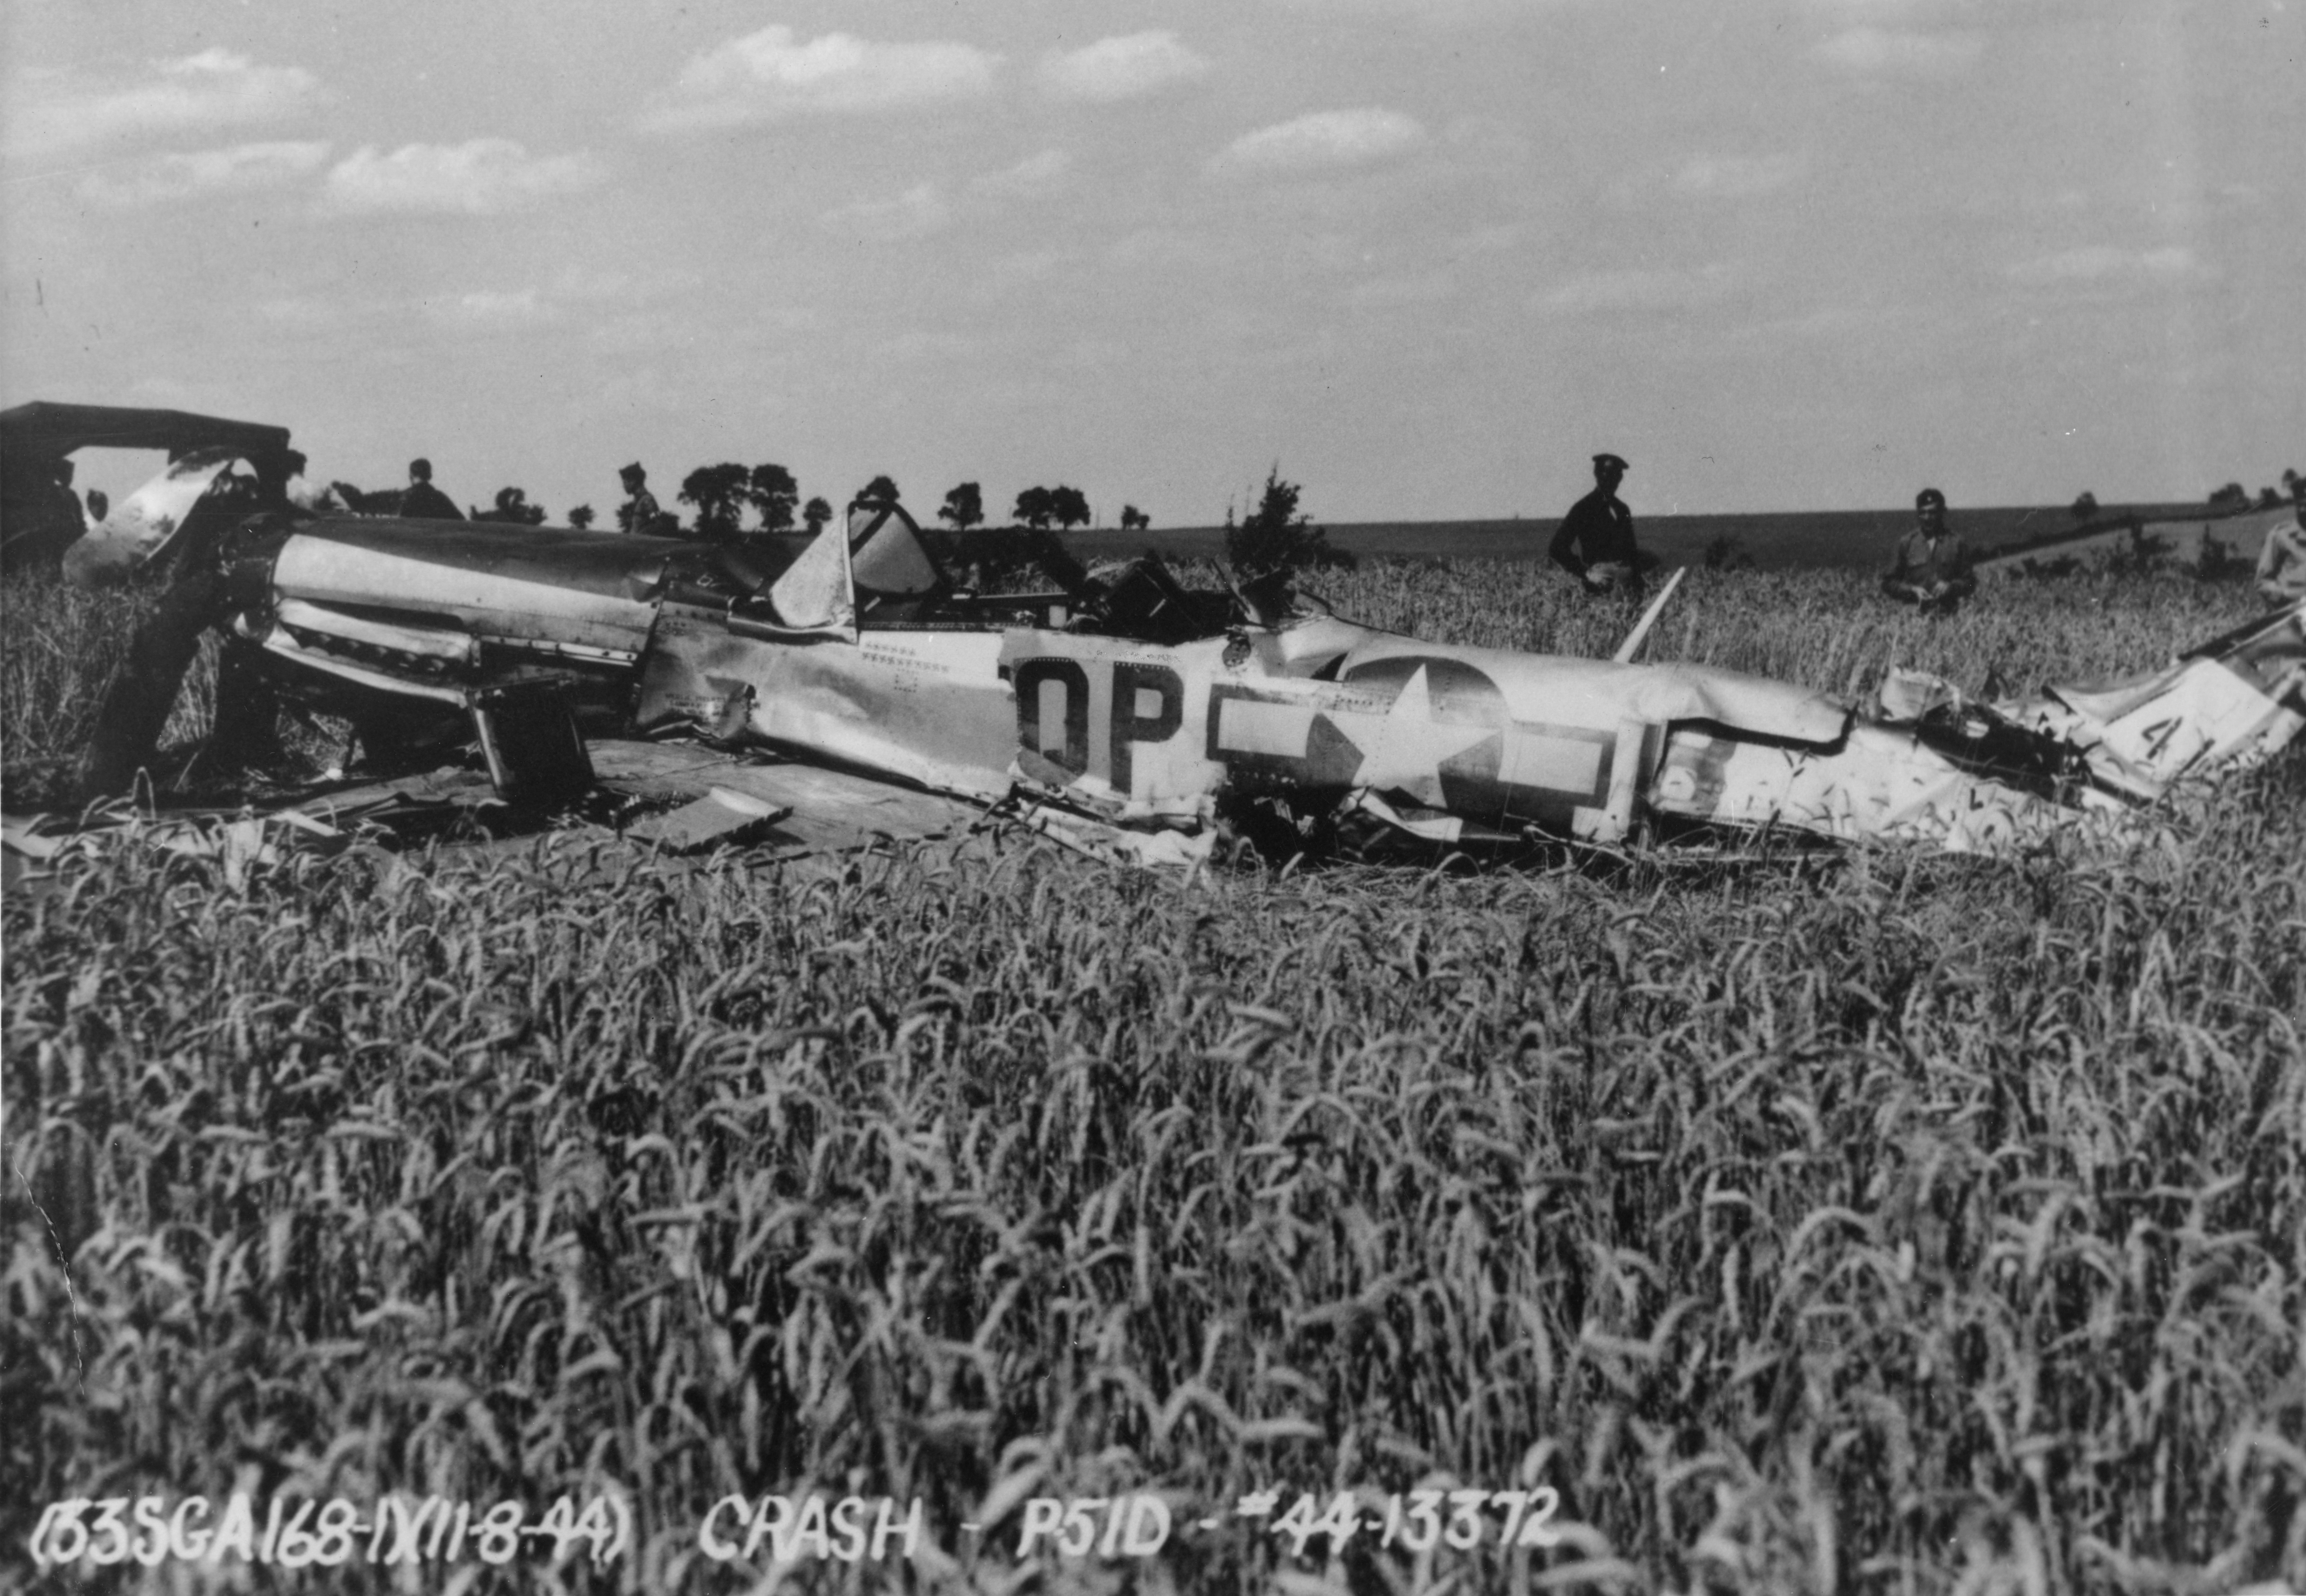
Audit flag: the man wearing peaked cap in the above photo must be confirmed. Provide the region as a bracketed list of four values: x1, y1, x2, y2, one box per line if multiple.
[1549, 451, 1645, 600]
[1882, 486, 1975, 615]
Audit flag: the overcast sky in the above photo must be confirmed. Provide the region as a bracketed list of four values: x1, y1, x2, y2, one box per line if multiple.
[3, 0, 2299, 528]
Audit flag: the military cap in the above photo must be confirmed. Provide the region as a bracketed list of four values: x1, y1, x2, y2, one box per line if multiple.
[1593, 453, 1629, 473]
[1915, 486, 1946, 510]
[408, 458, 433, 481]
[619, 461, 647, 482]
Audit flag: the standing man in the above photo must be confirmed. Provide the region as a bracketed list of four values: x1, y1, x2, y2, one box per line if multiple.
[617, 462, 662, 536]
[2257, 481, 2306, 606]
[1881, 487, 1975, 615]
[1549, 452, 1644, 599]
[399, 458, 463, 521]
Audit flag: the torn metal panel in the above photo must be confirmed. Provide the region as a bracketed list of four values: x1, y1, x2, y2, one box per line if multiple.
[1649, 719, 2091, 852]
[61, 449, 243, 583]
[760, 511, 856, 636]
[584, 739, 745, 789]
[744, 629, 1017, 797]
[595, 739, 979, 856]
[641, 612, 1020, 800]
[1877, 598, 2306, 803]
[2033, 600, 2306, 791]
[297, 767, 501, 823]
[624, 790, 794, 853]
[1008, 802, 1219, 870]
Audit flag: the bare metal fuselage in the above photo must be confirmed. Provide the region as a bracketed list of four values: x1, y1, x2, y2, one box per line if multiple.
[187, 502, 2305, 859]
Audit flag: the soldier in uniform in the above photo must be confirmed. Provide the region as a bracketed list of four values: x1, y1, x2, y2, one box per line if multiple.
[2257, 480, 2306, 606]
[1549, 452, 1644, 599]
[0, 457, 91, 574]
[1881, 487, 1976, 615]
[399, 458, 463, 521]
[618, 462, 664, 536]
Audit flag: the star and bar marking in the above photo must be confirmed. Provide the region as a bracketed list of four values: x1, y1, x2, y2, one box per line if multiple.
[1208, 662, 1615, 815]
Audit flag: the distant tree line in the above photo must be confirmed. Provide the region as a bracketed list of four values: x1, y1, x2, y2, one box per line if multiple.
[339, 459, 1200, 555]
[2199, 468, 2299, 509]
[2060, 467, 2302, 526]
[627, 467, 1157, 548]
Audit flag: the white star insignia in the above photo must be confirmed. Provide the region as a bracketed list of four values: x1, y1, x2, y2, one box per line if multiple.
[1324, 664, 1496, 806]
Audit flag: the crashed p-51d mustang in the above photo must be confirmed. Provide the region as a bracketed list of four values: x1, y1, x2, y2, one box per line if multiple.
[66, 483, 2306, 866]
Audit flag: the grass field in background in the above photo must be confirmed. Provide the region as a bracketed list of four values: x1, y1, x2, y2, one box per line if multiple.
[1067, 500, 2278, 573]
[4, 562, 2302, 1593]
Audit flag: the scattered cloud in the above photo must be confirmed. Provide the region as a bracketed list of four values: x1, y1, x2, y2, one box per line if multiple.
[1721, 302, 1927, 346]
[431, 288, 557, 330]
[1538, 264, 1739, 316]
[1799, 0, 2040, 18]
[589, 310, 694, 357]
[976, 249, 1076, 293]
[1270, 0, 1579, 21]
[321, 140, 604, 215]
[1673, 153, 1803, 199]
[257, 266, 699, 342]
[875, 329, 985, 364]
[1799, 0, 1941, 16]
[640, 26, 998, 132]
[4, 48, 326, 161]
[1344, 269, 1459, 310]
[2006, 246, 2207, 286]
[973, 149, 1073, 198]
[1436, 114, 1537, 171]
[821, 183, 951, 243]
[1446, 222, 1533, 255]
[1102, 227, 1227, 273]
[1210, 109, 1427, 177]
[256, 295, 352, 331]
[1037, 32, 1210, 103]
[1811, 27, 1985, 75]
[77, 139, 331, 207]
[1057, 336, 1132, 372]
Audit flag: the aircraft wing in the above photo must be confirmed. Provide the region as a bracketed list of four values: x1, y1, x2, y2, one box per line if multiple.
[588, 741, 984, 855]
[267, 739, 985, 859]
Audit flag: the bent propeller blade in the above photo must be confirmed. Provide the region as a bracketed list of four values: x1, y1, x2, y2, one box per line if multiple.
[1612, 566, 1687, 665]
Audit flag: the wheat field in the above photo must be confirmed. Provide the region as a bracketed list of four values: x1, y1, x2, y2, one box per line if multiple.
[4, 563, 2301, 1593]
